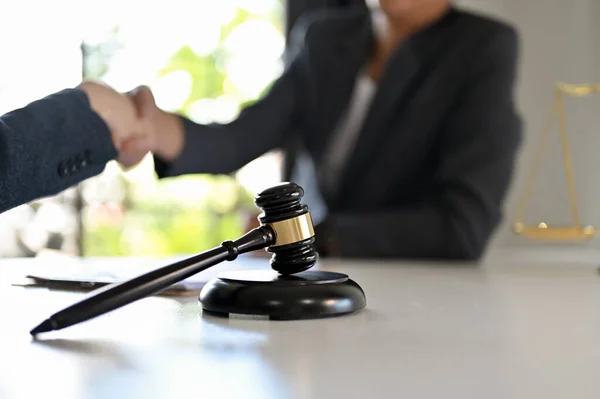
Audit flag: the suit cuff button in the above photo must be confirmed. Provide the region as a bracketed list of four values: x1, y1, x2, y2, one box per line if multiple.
[58, 161, 70, 177]
[77, 155, 88, 168]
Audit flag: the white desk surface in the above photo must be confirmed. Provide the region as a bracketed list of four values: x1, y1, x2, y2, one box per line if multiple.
[0, 250, 599, 399]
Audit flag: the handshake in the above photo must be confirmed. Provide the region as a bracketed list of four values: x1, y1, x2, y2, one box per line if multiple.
[78, 80, 185, 169]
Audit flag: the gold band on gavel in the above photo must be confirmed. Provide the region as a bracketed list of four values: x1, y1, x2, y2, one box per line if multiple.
[264, 213, 315, 247]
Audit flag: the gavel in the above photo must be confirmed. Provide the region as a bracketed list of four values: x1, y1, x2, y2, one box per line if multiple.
[30, 183, 365, 335]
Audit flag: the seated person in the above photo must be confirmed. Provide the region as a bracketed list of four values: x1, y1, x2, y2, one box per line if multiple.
[124, 0, 523, 259]
[0, 0, 521, 261]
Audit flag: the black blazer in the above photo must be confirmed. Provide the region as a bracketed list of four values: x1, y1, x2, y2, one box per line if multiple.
[158, 5, 523, 260]
[0, 89, 117, 215]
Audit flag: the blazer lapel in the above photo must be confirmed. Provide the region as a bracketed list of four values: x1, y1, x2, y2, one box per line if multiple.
[332, 7, 460, 209]
[302, 9, 374, 202]
[330, 41, 421, 208]
[310, 10, 374, 162]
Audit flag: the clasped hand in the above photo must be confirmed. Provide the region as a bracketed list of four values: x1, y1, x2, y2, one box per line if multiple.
[78, 80, 183, 169]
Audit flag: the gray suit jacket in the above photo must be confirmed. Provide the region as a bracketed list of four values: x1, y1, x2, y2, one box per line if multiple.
[159, 6, 523, 260]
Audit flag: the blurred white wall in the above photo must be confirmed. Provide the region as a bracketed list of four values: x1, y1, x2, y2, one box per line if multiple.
[454, 0, 600, 252]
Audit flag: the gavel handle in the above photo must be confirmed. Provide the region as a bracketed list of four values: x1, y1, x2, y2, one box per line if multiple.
[30, 226, 275, 335]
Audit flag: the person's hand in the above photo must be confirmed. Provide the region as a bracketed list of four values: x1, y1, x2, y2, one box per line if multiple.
[77, 80, 148, 168]
[119, 86, 186, 167]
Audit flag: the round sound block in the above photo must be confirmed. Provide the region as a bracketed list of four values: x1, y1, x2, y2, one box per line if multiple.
[199, 270, 366, 320]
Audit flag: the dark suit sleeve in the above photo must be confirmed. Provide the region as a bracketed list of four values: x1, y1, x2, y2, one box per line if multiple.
[324, 27, 522, 260]
[154, 19, 309, 178]
[0, 89, 117, 214]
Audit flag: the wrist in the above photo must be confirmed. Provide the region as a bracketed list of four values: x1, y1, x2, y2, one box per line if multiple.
[153, 110, 185, 162]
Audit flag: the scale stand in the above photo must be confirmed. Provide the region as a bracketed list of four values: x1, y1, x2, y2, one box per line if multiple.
[513, 82, 597, 241]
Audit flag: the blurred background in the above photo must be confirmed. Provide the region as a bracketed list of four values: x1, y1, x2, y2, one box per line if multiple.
[2, 0, 600, 259]
[0, 0, 288, 258]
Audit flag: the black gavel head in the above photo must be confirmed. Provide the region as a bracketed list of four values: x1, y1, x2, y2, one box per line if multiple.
[254, 182, 319, 275]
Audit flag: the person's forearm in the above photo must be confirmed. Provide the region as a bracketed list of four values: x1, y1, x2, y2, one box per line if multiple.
[153, 115, 284, 179]
[321, 203, 496, 260]
[0, 89, 117, 214]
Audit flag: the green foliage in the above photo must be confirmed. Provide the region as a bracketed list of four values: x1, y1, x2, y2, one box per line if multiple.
[84, 194, 247, 256]
[159, 45, 226, 112]
[84, 226, 125, 256]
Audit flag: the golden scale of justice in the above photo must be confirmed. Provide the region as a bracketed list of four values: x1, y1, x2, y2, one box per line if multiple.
[513, 82, 599, 241]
